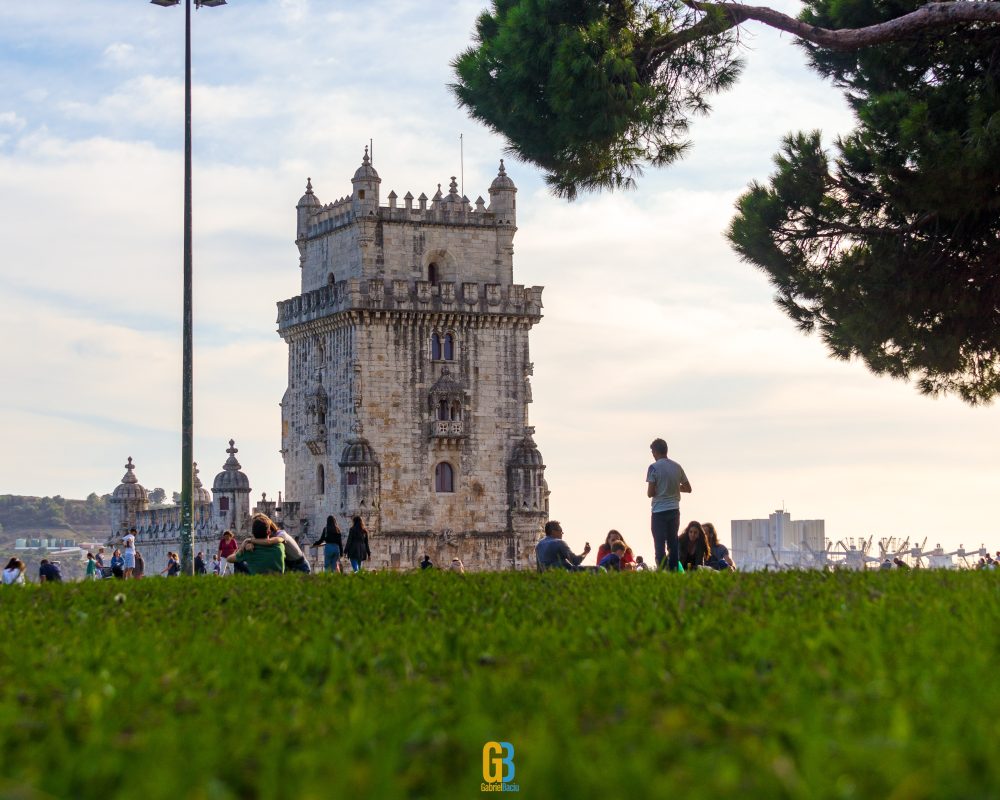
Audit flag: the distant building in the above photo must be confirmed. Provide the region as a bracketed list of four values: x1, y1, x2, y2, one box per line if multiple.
[731, 510, 825, 571]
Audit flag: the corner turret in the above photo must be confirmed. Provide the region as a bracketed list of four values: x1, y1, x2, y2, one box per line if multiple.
[351, 147, 380, 217]
[488, 159, 517, 225]
[296, 177, 320, 268]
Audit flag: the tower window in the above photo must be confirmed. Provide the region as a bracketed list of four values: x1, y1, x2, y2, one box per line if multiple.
[428, 262, 439, 284]
[346, 471, 358, 486]
[437, 400, 449, 421]
[317, 464, 325, 495]
[358, 190, 365, 200]
[328, 273, 336, 285]
[431, 333, 442, 360]
[450, 402, 461, 421]
[318, 410, 326, 425]
[443, 333, 455, 360]
[435, 462, 454, 493]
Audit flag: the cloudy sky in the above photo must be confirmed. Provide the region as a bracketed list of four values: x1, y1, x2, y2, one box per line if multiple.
[1, 0, 996, 559]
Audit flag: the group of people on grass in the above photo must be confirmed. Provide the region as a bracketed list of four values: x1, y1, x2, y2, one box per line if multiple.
[537, 437, 734, 572]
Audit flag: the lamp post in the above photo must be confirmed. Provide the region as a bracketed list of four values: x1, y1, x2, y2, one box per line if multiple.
[151, 0, 227, 575]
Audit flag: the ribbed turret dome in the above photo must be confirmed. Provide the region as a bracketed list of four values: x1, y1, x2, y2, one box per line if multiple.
[213, 439, 251, 491]
[112, 457, 148, 502]
[297, 177, 320, 208]
[511, 435, 544, 467]
[193, 462, 212, 506]
[339, 437, 378, 466]
[352, 147, 381, 184]
[489, 159, 516, 192]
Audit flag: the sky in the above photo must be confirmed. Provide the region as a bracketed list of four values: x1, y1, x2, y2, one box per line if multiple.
[1, 0, 997, 561]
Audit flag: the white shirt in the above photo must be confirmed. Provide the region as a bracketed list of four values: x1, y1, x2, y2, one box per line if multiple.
[2, 567, 25, 585]
[123, 533, 136, 552]
[274, 530, 305, 560]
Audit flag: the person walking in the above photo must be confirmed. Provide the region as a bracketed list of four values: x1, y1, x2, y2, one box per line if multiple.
[311, 516, 344, 574]
[217, 531, 238, 576]
[195, 551, 207, 575]
[344, 516, 371, 573]
[646, 438, 692, 571]
[85, 552, 98, 581]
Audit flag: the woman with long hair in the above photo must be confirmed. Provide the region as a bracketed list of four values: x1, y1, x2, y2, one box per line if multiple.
[595, 530, 636, 569]
[703, 522, 735, 571]
[312, 515, 344, 574]
[344, 516, 372, 573]
[2, 557, 26, 585]
[679, 521, 710, 571]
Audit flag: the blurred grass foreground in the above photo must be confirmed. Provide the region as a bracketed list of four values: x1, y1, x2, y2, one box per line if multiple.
[0, 570, 997, 799]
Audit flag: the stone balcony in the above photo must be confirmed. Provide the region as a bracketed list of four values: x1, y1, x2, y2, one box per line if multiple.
[431, 419, 465, 437]
[277, 278, 543, 331]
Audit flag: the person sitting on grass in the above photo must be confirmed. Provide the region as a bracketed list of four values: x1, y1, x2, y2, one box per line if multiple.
[420, 554, 433, 570]
[111, 549, 125, 579]
[598, 541, 627, 572]
[634, 555, 651, 571]
[249, 515, 309, 573]
[3, 557, 26, 585]
[38, 559, 63, 583]
[227, 521, 285, 576]
[703, 523, 735, 571]
[535, 520, 591, 571]
[595, 530, 636, 569]
[679, 522, 710, 572]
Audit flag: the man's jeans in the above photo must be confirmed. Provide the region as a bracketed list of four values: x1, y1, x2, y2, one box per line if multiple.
[651, 509, 680, 571]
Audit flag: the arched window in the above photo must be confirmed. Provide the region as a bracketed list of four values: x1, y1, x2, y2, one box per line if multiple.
[450, 401, 461, 421]
[346, 471, 358, 486]
[428, 262, 440, 284]
[327, 272, 336, 285]
[318, 409, 326, 425]
[431, 333, 441, 360]
[317, 464, 325, 495]
[435, 462, 454, 493]
[437, 400, 449, 421]
[443, 332, 455, 360]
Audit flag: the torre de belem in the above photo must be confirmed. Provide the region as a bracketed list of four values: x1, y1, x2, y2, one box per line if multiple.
[276, 151, 550, 570]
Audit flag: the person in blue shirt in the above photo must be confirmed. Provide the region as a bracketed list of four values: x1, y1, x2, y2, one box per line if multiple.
[598, 542, 627, 571]
[38, 559, 63, 583]
[535, 521, 591, 571]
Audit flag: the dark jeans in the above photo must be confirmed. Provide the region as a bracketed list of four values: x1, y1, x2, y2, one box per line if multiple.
[651, 509, 680, 572]
[286, 556, 311, 574]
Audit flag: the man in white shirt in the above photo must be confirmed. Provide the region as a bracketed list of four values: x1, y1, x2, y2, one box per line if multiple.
[122, 527, 137, 579]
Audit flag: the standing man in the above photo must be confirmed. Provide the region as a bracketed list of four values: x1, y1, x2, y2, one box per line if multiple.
[535, 520, 591, 571]
[646, 438, 692, 571]
[122, 527, 137, 579]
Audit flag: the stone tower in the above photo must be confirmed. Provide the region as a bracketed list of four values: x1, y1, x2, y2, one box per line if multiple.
[212, 439, 252, 534]
[277, 153, 549, 570]
[109, 456, 149, 537]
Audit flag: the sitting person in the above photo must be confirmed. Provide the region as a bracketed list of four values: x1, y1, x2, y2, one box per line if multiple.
[110, 548, 125, 579]
[535, 521, 591, 571]
[595, 530, 637, 569]
[634, 555, 651, 571]
[38, 559, 63, 583]
[703, 522, 735, 571]
[679, 521, 710, 571]
[249, 514, 309, 573]
[227, 517, 285, 575]
[3, 558, 26, 585]
[598, 541, 627, 571]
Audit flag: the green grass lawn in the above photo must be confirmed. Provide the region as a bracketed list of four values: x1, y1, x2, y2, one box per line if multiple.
[0, 570, 997, 799]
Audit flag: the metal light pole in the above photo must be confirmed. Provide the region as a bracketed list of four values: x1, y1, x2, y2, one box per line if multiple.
[151, 0, 227, 575]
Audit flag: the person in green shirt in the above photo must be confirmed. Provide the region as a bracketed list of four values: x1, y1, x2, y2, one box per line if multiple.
[228, 538, 285, 575]
[85, 552, 98, 580]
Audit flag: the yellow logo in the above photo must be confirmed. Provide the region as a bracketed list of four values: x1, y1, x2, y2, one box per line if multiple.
[481, 741, 518, 792]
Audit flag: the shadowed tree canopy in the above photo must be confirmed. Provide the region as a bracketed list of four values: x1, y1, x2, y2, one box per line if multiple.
[452, 0, 1000, 403]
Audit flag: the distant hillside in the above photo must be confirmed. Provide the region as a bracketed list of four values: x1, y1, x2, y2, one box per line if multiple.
[0, 493, 112, 532]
